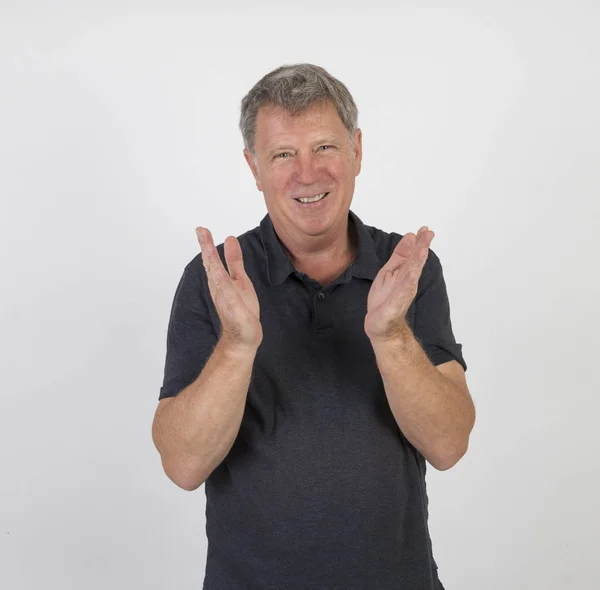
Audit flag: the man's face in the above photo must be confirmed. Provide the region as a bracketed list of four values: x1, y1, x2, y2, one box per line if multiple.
[244, 100, 362, 240]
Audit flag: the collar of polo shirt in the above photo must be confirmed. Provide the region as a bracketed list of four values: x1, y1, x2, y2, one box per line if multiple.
[259, 209, 382, 287]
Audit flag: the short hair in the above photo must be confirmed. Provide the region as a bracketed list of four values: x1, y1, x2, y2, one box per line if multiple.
[239, 63, 359, 155]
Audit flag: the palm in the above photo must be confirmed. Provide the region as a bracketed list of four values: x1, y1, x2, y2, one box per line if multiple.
[367, 253, 413, 315]
[365, 227, 434, 340]
[196, 228, 262, 348]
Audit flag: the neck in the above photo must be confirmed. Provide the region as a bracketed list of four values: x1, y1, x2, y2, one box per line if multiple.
[272, 214, 358, 281]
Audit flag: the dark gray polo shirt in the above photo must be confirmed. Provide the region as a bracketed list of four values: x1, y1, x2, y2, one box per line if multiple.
[159, 209, 466, 590]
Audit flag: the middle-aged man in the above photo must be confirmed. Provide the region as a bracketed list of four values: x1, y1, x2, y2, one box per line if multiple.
[152, 63, 476, 589]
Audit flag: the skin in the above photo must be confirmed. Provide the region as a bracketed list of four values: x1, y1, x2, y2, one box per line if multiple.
[365, 226, 435, 341]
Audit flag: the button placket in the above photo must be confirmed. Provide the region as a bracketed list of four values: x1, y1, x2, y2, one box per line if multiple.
[313, 290, 332, 331]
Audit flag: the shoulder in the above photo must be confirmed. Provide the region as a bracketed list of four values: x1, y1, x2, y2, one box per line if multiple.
[361, 220, 404, 259]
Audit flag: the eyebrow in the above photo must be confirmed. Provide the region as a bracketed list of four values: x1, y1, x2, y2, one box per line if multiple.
[266, 137, 343, 154]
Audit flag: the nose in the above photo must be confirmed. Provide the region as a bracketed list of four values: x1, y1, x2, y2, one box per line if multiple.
[293, 151, 320, 186]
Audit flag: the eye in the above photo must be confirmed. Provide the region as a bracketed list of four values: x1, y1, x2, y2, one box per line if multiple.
[319, 145, 333, 151]
[276, 152, 290, 159]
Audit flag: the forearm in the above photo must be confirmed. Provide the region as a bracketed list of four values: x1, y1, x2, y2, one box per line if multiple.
[370, 324, 474, 470]
[152, 337, 258, 490]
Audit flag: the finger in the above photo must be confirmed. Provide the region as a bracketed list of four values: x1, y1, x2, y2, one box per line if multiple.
[196, 227, 227, 277]
[378, 228, 433, 289]
[409, 229, 434, 275]
[388, 228, 430, 280]
[379, 232, 416, 275]
[223, 236, 248, 282]
[419, 229, 434, 259]
[195, 227, 233, 306]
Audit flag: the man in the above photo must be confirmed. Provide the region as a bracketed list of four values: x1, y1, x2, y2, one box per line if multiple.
[152, 63, 475, 589]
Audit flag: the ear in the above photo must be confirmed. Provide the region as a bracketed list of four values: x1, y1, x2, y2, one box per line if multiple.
[352, 128, 363, 177]
[243, 149, 263, 191]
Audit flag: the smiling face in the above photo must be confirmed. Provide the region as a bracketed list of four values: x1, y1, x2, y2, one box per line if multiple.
[244, 100, 362, 245]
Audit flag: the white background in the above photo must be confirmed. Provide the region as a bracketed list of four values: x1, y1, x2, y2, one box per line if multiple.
[1, 1, 598, 588]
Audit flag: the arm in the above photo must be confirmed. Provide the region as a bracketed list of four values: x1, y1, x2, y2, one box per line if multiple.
[152, 338, 258, 491]
[370, 328, 475, 471]
[153, 227, 262, 491]
[364, 226, 474, 471]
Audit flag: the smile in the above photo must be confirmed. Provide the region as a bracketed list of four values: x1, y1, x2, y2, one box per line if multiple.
[295, 192, 329, 204]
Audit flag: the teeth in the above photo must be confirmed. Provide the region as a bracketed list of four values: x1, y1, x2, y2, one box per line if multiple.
[298, 193, 326, 203]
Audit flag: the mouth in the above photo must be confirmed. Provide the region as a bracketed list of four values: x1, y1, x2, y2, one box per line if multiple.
[294, 192, 330, 205]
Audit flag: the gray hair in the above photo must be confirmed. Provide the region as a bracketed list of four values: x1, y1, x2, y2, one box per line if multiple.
[239, 63, 359, 155]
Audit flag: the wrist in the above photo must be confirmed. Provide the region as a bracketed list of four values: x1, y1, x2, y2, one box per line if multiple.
[218, 335, 261, 359]
[366, 319, 413, 346]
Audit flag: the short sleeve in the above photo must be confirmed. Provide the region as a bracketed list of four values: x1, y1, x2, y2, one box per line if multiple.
[158, 262, 219, 400]
[412, 249, 467, 372]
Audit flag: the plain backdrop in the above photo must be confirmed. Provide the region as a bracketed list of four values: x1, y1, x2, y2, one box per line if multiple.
[1, 1, 599, 589]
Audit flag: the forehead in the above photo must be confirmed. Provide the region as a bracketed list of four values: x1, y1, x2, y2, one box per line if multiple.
[255, 100, 347, 148]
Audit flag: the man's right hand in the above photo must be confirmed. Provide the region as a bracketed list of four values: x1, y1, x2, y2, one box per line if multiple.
[196, 227, 263, 352]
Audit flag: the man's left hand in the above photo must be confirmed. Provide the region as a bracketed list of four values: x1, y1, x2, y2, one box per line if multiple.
[364, 226, 435, 341]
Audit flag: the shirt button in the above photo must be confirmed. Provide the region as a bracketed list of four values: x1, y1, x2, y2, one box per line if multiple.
[318, 292, 325, 300]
